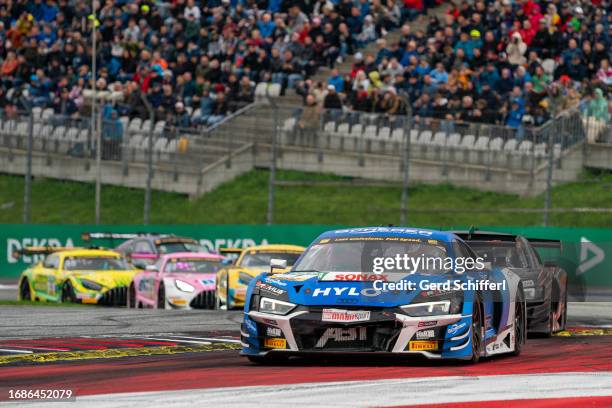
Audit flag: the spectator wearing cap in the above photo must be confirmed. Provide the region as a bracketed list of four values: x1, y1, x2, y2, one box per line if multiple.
[507, 32, 527, 66]
[173, 102, 191, 129]
[323, 85, 343, 110]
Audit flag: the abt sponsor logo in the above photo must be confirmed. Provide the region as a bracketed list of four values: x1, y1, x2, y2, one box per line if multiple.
[322, 309, 371, 323]
[319, 272, 388, 282]
[312, 287, 381, 297]
[315, 327, 367, 348]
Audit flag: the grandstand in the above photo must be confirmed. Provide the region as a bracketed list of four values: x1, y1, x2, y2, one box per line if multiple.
[0, 0, 610, 196]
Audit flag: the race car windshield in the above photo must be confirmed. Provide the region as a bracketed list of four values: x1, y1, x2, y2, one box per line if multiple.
[63, 257, 132, 271]
[294, 238, 448, 274]
[468, 241, 529, 268]
[240, 252, 301, 268]
[164, 260, 222, 273]
[157, 242, 204, 254]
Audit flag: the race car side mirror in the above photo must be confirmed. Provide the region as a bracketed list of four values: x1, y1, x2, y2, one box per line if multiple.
[269, 258, 287, 274]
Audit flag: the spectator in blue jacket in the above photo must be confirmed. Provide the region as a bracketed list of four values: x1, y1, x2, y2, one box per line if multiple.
[327, 69, 344, 93]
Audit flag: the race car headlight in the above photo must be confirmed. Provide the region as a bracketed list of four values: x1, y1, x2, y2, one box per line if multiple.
[239, 272, 253, 285]
[79, 279, 103, 291]
[259, 297, 296, 315]
[175, 279, 195, 293]
[401, 300, 451, 317]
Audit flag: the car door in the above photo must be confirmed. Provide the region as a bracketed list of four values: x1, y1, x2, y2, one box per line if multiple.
[33, 254, 60, 301]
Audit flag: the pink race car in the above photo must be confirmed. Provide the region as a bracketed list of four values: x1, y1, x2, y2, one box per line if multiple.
[127, 252, 225, 309]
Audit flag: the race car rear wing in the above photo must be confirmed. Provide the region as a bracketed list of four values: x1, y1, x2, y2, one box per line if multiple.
[81, 232, 171, 241]
[525, 238, 563, 250]
[12, 246, 79, 259]
[218, 248, 243, 263]
[452, 231, 517, 242]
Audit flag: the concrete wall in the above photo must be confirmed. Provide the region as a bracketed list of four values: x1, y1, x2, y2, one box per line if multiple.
[585, 144, 612, 170]
[1, 139, 585, 198]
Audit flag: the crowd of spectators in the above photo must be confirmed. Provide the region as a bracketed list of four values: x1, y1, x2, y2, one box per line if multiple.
[0, 0, 428, 134]
[311, 0, 612, 136]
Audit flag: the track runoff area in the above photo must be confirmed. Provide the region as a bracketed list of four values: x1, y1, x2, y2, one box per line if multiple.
[0, 304, 610, 407]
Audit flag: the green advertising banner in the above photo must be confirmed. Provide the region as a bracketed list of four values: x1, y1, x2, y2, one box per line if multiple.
[1, 225, 611, 298]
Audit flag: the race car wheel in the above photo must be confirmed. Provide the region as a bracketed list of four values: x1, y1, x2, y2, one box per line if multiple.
[470, 298, 483, 364]
[512, 287, 526, 356]
[157, 283, 166, 310]
[19, 279, 31, 301]
[247, 354, 287, 365]
[557, 285, 568, 333]
[127, 284, 136, 308]
[61, 282, 77, 303]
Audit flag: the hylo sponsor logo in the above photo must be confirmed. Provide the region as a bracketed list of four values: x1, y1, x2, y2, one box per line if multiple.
[418, 321, 437, 328]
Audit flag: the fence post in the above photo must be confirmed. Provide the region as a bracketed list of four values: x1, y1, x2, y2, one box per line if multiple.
[141, 94, 155, 225]
[400, 116, 413, 226]
[266, 100, 278, 225]
[543, 117, 556, 226]
[21, 98, 33, 224]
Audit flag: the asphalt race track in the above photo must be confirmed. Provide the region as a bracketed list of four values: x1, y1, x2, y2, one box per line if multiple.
[0, 303, 611, 407]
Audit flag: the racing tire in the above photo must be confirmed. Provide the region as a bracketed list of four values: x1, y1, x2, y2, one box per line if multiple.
[19, 279, 31, 301]
[469, 297, 483, 364]
[61, 282, 77, 304]
[127, 283, 136, 308]
[556, 285, 568, 333]
[157, 283, 166, 310]
[512, 287, 526, 356]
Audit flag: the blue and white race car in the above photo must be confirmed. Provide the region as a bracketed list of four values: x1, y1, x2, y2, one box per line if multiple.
[241, 227, 526, 363]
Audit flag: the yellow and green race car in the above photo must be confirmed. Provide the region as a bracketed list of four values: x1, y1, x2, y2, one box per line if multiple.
[17, 247, 139, 306]
[215, 244, 305, 309]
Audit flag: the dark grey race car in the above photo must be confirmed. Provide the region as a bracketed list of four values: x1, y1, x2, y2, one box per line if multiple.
[453, 231, 568, 335]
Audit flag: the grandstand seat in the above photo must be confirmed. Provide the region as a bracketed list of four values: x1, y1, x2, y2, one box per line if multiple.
[469, 136, 489, 164]
[378, 127, 391, 138]
[254, 82, 267, 98]
[432, 132, 447, 146]
[32, 107, 42, 120]
[41, 108, 54, 120]
[128, 118, 142, 132]
[534, 143, 547, 158]
[268, 83, 281, 97]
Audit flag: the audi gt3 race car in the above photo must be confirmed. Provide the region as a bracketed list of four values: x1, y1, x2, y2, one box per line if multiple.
[17, 247, 139, 306]
[82, 233, 206, 268]
[241, 227, 526, 363]
[128, 252, 225, 309]
[216, 244, 305, 309]
[454, 230, 568, 335]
